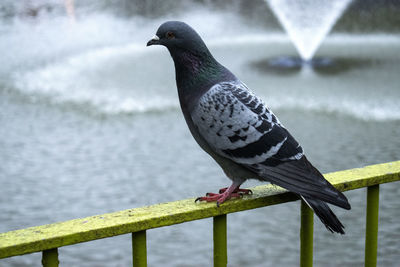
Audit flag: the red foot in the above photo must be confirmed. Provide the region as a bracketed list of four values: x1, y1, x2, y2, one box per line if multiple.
[195, 187, 252, 207]
[218, 187, 253, 195]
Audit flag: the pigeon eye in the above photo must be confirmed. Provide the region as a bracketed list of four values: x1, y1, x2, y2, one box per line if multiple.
[166, 31, 175, 39]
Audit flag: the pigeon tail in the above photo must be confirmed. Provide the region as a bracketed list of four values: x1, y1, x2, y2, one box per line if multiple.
[250, 156, 351, 211]
[302, 196, 346, 234]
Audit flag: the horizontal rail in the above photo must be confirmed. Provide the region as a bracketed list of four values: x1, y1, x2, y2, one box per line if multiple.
[1, 160, 400, 259]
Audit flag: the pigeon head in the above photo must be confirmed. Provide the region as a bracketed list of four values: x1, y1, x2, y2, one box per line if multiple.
[147, 21, 209, 55]
[147, 21, 234, 99]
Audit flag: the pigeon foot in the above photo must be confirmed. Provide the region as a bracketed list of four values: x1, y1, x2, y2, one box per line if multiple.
[218, 187, 252, 195]
[195, 186, 251, 207]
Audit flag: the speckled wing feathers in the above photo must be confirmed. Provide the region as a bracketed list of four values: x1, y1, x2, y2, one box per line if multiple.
[191, 81, 303, 165]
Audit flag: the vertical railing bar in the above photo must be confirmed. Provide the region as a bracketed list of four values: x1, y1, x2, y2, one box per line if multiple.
[42, 248, 59, 267]
[300, 200, 314, 267]
[365, 184, 379, 267]
[213, 215, 227, 267]
[132, 230, 147, 267]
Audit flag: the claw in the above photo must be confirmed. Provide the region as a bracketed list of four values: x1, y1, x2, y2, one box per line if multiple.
[195, 184, 251, 206]
[219, 187, 252, 195]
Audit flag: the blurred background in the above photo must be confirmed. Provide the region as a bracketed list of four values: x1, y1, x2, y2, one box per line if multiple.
[0, 0, 399, 266]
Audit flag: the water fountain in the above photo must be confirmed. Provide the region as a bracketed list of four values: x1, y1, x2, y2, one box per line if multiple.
[265, 0, 352, 68]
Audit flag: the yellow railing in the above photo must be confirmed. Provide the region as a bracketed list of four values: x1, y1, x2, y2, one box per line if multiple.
[1, 161, 399, 267]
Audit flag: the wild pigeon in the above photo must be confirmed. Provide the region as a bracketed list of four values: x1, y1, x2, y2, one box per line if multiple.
[147, 21, 351, 234]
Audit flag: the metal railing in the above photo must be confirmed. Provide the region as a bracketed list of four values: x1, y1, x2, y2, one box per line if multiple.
[1, 161, 399, 267]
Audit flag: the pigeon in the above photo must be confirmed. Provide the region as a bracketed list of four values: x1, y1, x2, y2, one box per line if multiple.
[147, 21, 351, 234]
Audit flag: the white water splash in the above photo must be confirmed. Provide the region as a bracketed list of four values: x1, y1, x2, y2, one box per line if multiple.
[2, 9, 400, 121]
[4, 11, 256, 115]
[266, 0, 352, 60]
[9, 32, 400, 120]
[12, 43, 177, 114]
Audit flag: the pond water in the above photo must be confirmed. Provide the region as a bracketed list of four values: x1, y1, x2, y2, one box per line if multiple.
[1, 7, 400, 267]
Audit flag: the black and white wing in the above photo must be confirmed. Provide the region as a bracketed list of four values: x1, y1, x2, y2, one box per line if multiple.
[191, 81, 303, 166]
[191, 81, 350, 209]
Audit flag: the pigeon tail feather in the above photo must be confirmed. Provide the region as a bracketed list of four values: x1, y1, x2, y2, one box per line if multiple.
[302, 196, 346, 234]
[251, 156, 351, 210]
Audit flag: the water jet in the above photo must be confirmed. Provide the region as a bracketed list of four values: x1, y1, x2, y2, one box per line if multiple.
[265, 0, 352, 68]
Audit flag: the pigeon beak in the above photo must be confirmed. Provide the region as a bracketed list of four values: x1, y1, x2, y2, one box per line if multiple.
[146, 35, 160, 46]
